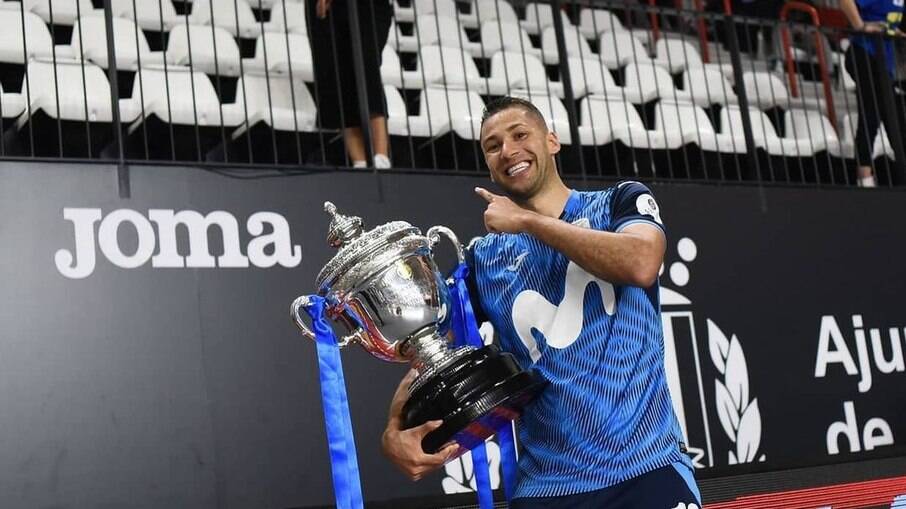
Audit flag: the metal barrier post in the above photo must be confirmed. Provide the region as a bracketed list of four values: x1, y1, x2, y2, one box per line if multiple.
[102, 0, 129, 198]
[346, 0, 375, 169]
[551, 0, 586, 181]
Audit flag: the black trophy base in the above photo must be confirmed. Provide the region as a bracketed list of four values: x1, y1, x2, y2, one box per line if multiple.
[402, 345, 547, 454]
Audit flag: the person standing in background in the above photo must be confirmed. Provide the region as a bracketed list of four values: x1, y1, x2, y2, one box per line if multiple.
[840, 0, 905, 187]
[307, 0, 393, 169]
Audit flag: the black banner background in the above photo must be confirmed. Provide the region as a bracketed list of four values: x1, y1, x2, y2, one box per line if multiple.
[0, 162, 904, 508]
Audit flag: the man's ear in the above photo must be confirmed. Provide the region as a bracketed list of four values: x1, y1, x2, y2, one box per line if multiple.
[547, 130, 561, 155]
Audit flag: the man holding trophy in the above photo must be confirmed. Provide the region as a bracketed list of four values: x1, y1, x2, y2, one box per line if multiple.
[380, 97, 702, 508]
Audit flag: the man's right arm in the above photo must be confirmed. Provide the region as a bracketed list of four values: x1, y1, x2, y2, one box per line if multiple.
[381, 369, 460, 480]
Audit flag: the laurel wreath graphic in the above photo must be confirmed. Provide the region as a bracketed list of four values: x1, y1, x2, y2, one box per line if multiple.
[707, 319, 765, 465]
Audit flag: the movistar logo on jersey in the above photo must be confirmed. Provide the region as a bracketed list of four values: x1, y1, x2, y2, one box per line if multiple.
[510, 218, 616, 363]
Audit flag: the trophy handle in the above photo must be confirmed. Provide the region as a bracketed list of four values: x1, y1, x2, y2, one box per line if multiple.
[290, 295, 359, 348]
[426, 226, 465, 264]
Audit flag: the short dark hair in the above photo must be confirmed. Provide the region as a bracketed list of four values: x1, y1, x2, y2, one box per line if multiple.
[480, 96, 548, 132]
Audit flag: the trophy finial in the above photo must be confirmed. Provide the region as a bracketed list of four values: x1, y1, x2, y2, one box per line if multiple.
[324, 201, 364, 248]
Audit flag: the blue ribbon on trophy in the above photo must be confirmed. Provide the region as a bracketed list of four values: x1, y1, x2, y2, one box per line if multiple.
[291, 203, 545, 509]
[299, 295, 364, 509]
[449, 263, 520, 505]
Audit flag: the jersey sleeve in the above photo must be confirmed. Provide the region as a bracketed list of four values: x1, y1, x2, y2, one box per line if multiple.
[608, 181, 666, 233]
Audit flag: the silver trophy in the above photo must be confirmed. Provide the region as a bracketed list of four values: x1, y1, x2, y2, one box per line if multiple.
[291, 203, 545, 454]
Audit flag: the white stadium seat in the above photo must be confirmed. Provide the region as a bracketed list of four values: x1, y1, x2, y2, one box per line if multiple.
[654, 100, 734, 153]
[489, 51, 564, 98]
[380, 46, 428, 89]
[578, 95, 678, 149]
[166, 24, 241, 76]
[721, 105, 819, 156]
[386, 84, 449, 138]
[189, 0, 262, 39]
[477, 20, 541, 60]
[391, 15, 481, 57]
[1, 82, 26, 120]
[394, 0, 459, 23]
[578, 8, 624, 39]
[111, 0, 183, 32]
[264, 0, 307, 35]
[70, 15, 164, 70]
[242, 32, 313, 81]
[785, 108, 845, 158]
[19, 58, 117, 124]
[653, 38, 703, 74]
[541, 24, 593, 65]
[417, 45, 499, 95]
[677, 66, 737, 107]
[23, 0, 97, 25]
[459, 0, 519, 29]
[622, 63, 678, 104]
[122, 65, 243, 128]
[229, 71, 317, 138]
[566, 56, 624, 99]
[0, 9, 54, 63]
[742, 71, 791, 109]
[521, 1, 573, 35]
[597, 30, 653, 69]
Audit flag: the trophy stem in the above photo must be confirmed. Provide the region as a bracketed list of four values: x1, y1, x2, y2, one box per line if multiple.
[407, 332, 451, 369]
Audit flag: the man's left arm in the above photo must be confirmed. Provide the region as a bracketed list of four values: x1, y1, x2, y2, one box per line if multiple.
[476, 185, 665, 287]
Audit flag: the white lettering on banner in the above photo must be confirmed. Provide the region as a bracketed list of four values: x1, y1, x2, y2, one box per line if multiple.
[55, 208, 302, 279]
[815, 315, 906, 393]
[826, 401, 894, 454]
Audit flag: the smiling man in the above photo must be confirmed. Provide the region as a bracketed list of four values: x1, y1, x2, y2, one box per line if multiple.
[381, 97, 701, 508]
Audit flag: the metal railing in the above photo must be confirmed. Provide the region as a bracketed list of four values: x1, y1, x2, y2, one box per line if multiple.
[0, 0, 903, 188]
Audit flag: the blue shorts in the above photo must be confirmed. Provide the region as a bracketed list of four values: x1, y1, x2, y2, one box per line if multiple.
[510, 463, 701, 509]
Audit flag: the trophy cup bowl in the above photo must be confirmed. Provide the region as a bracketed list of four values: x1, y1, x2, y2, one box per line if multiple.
[291, 203, 546, 455]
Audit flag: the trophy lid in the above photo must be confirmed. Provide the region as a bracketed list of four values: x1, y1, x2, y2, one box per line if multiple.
[317, 202, 426, 293]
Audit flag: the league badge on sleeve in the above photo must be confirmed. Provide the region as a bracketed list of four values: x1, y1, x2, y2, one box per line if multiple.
[636, 194, 663, 225]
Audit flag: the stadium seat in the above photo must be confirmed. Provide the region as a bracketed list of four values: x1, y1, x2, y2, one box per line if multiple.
[19, 57, 117, 124]
[597, 30, 653, 69]
[0, 9, 54, 63]
[489, 51, 564, 98]
[394, 0, 459, 24]
[242, 32, 312, 81]
[622, 63, 678, 104]
[111, 0, 183, 32]
[264, 0, 307, 35]
[1, 82, 26, 121]
[166, 24, 241, 77]
[459, 0, 519, 30]
[229, 70, 317, 138]
[521, 2, 573, 36]
[742, 71, 791, 110]
[653, 38, 703, 74]
[510, 90, 571, 144]
[189, 0, 262, 39]
[380, 46, 427, 89]
[70, 15, 164, 70]
[578, 95, 678, 149]
[541, 24, 593, 65]
[784, 108, 845, 158]
[676, 66, 737, 107]
[566, 56, 624, 99]
[578, 7, 624, 39]
[654, 100, 739, 153]
[418, 45, 498, 95]
[392, 15, 481, 57]
[386, 84, 448, 138]
[477, 20, 542, 60]
[121, 64, 243, 128]
[23, 0, 97, 25]
[422, 86, 484, 140]
[721, 105, 819, 156]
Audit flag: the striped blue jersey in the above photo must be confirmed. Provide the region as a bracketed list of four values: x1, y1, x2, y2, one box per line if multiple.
[470, 182, 690, 498]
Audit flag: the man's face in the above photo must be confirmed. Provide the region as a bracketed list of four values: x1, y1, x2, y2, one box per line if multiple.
[479, 107, 561, 201]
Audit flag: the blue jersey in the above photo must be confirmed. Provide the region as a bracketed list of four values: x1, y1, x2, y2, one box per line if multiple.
[851, 0, 904, 75]
[469, 182, 690, 499]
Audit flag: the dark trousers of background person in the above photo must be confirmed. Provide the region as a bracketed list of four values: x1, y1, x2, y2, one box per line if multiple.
[844, 43, 898, 172]
[306, 0, 392, 132]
